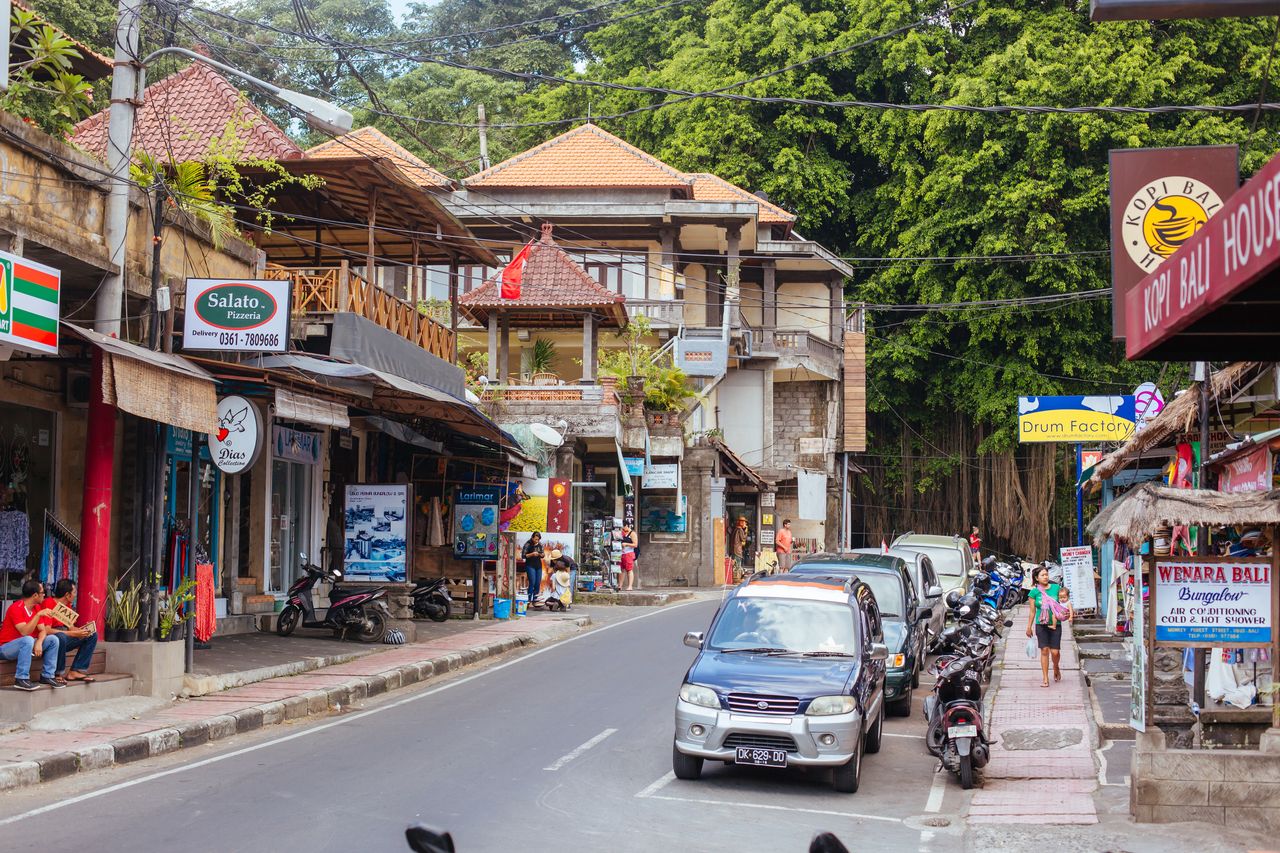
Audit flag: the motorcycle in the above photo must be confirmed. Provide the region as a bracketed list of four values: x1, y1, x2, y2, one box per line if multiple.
[411, 577, 453, 622]
[275, 558, 390, 643]
[924, 651, 992, 789]
[969, 557, 1020, 612]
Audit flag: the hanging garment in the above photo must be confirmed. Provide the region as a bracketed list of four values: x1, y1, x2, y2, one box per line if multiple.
[1207, 647, 1256, 709]
[194, 562, 217, 643]
[0, 510, 30, 572]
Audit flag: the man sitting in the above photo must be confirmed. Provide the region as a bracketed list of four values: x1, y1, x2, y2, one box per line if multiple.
[0, 579, 63, 690]
[42, 579, 98, 683]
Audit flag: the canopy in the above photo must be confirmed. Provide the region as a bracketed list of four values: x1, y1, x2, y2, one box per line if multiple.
[1087, 482, 1280, 545]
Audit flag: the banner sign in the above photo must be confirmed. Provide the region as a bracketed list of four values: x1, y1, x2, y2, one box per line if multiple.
[452, 485, 501, 560]
[642, 463, 680, 489]
[183, 278, 291, 352]
[273, 425, 321, 464]
[547, 478, 571, 533]
[1153, 558, 1272, 646]
[1217, 445, 1272, 494]
[1130, 577, 1147, 733]
[1018, 396, 1136, 443]
[209, 396, 263, 473]
[344, 484, 410, 583]
[1059, 545, 1099, 610]
[640, 494, 687, 533]
[0, 249, 60, 355]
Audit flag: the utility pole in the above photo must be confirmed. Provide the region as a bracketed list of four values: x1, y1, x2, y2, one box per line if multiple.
[1194, 360, 1211, 707]
[477, 103, 490, 171]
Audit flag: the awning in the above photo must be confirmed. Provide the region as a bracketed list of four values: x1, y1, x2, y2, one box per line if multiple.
[275, 388, 349, 429]
[354, 416, 443, 453]
[615, 439, 633, 496]
[64, 322, 216, 434]
[709, 436, 768, 490]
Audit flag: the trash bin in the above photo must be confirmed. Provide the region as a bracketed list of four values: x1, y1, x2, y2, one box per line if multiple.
[515, 594, 528, 616]
[493, 598, 512, 620]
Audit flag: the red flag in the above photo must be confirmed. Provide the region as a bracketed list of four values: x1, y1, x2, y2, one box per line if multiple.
[881, 539, 889, 554]
[501, 242, 533, 299]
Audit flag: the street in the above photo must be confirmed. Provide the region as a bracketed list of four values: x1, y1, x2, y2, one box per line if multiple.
[0, 600, 962, 852]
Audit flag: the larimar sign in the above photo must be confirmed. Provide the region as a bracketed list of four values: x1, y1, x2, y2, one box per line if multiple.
[1018, 396, 1137, 443]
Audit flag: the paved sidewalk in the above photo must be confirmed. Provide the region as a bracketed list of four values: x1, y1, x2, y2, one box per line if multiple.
[968, 606, 1100, 826]
[0, 611, 590, 792]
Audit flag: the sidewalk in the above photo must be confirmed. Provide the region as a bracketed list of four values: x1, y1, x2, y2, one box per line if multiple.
[0, 611, 590, 792]
[967, 605, 1100, 825]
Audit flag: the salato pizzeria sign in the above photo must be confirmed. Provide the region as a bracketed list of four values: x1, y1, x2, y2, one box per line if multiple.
[183, 278, 291, 352]
[1152, 558, 1273, 647]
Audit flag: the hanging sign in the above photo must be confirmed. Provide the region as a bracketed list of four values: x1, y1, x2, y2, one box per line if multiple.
[642, 463, 680, 489]
[208, 396, 263, 474]
[1018, 396, 1136, 443]
[0, 249, 60, 355]
[182, 278, 291, 352]
[1153, 558, 1273, 647]
[453, 485, 501, 560]
[273, 425, 321, 464]
[547, 478, 571, 534]
[1059, 545, 1099, 611]
[1130, 576, 1147, 733]
[1218, 445, 1272, 494]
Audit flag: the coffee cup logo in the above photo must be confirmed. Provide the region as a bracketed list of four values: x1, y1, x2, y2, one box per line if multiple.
[1121, 176, 1223, 272]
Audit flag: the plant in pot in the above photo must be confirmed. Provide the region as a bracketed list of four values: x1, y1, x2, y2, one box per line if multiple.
[159, 577, 197, 641]
[104, 577, 123, 642]
[528, 338, 558, 386]
[117, 581, 143, 642]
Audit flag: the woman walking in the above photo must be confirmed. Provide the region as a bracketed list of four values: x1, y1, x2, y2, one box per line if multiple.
[522, 533, 545, 605]
[1026, 565, 1072, 687]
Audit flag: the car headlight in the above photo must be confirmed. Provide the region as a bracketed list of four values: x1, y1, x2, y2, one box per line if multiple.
[889, 654, 906, 669]
[806, 695, 856, 716]
[679, 683, 720, 709]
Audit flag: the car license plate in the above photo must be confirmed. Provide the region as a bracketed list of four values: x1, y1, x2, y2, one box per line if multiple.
[949, 724, 978, 739]
[735, 746, 787, 768]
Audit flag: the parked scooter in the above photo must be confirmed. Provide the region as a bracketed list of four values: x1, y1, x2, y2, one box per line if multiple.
[276, 557, 390, 643]
[410, 577, 453, 622]
[924, 652, 991, 789]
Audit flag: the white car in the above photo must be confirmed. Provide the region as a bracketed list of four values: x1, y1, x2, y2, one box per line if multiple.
[890, 534, 972, 598]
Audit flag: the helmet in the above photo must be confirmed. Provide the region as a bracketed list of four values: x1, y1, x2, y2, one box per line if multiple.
[945, 590, 963, 609]
[958, 595, 980, 618]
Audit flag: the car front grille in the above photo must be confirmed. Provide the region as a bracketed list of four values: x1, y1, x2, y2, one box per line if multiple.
[723, 733, 798, 752]
[726, 692, 800, 715]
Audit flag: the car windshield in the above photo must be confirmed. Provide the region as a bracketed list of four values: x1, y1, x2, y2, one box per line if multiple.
[905, 546, 965, 580]
[708, 597, 858, 655]
[859, 574, 903, 618]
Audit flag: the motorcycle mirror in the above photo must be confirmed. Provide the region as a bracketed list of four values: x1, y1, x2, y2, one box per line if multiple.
[405, 824, 456, 853]
[1004, 620, 1014, 627]
[683, 631, 705, 649]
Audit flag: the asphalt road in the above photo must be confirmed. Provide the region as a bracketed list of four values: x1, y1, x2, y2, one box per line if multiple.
[0, 599, 968, 853]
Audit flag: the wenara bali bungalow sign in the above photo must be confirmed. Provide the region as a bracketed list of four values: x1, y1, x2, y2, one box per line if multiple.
[1152, 558, 1274, 647]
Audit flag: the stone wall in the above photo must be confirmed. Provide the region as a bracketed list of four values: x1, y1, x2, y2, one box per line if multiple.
[639, 446, 714, 587]
[772, 380, 835, 476]
[1131, 728, 1280, 833]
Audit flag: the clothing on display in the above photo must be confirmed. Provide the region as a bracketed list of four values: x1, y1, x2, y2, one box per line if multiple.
[38, 510, 79, 586]
[0, 510, 29, 572]
[194, 562, 217, 643]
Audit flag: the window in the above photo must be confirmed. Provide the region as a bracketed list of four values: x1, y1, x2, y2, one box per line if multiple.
[571, 250, 649, 299]
[708, 598, 858, 655]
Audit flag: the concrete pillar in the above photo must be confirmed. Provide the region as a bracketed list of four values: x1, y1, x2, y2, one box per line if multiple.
[498, 313, 511, 383]
[76, 348, 114, 636]
[830, 273, 844, 344]
[486, 313, 498, 382]
[763, 366, 775, 468]
[763, 260, 777, 329]
[582, 313, 596, 382]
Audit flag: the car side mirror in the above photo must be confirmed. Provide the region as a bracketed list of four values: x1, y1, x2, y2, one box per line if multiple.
[683, 631, 704, 649]
[967, 569, 981, 578]
[926, 585, 943, 599]
[868, 642, 888, 661]
[917, 606, 933, 623]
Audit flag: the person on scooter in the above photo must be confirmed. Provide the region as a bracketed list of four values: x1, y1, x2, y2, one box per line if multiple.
[1026, 565, 1071, 687]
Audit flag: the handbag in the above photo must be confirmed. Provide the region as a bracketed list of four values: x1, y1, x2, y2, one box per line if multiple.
[1025, 636, 1038, 659]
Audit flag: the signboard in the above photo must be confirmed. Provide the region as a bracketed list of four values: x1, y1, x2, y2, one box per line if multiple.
[452, 485, 501, 560]
[343, 484, 410, 582]
[1218, 445, 1272, 494]
[1153, 558, 1272, 646]
[182, 278, 291, 352]
[642, 463, 680, 490]
[622, 457, 645, 478]
[547, 478, 571, 533]
[1080, 449, 1104, 473]
[759, 528, 775, 547]
[1093, 0, 1280, 21]
[1059, 545, 1099, 611]
[0, 250, 60, 355]
[208, 396, 263, 473]
[1108, 146, 1237, 340]
[1133, 382, 1165, 432]
[273, 425, 321, 464]
[1130, 576, 1147, 733]
[640, 494, 687, 533]
[761, 492, 776, 509]
[1018, 396, 1136, 443]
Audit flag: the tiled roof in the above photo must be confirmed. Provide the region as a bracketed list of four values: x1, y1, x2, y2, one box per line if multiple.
[465, 124, 691, 190]
[13, 0, 111, 81]
[686, 173, 795, 224]
[71, 62, 304, 164]
[306, 126, 452, 188]
[459, 224, 626, 325]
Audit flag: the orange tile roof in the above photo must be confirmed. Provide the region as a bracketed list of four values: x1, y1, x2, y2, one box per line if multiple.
[72, 62, 303, 164]
[686, 173, 795, 225]
[465, 124, 691, 190]
[307, 126, 452, 189]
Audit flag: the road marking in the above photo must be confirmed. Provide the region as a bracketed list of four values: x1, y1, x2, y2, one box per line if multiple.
[884, 732, 925, 739]
[544, 728, 616, 771]
[635, 771, 676, 799]
[924, 771, 946, 813]
[642, 793, 901, 823]
[918, 828, 936, 853]
[1095, 738, 1128, 787]
[0, 601, 704, 827]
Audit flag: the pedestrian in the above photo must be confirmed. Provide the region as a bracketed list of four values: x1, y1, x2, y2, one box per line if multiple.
[0, 578, 62, 691]
[968, 526, 982, 565]
[42, 578, 98, 683]
[620, 524, 638, 590]
[1026, 565, 1072, 687]
[729, 516, 750, 581]
[775, 519, 794, 572]
[522, 533, 544, 605]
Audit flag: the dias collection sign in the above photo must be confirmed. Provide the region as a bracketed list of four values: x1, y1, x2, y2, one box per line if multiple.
[183, 278, 291, 352]
[207, 396, 263, 474]
[1152, 558, 1273, 647]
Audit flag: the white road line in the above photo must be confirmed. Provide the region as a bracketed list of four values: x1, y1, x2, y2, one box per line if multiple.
[924, 771, 946, 813]
[544, 728, 617, 771]
[635, 771, 676, 799]
[643, 793, 901, 823]
[0, 601, 703, 827]
[918, 828, 936, 853]
[884, 732, 926, 739]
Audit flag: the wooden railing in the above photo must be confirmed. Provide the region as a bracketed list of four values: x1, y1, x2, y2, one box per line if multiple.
[264, 262, 455, 362]
[477, 385, 618, 405]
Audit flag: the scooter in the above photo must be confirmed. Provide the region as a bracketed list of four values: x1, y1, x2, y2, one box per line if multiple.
[411, 577, 453, 622]
[924, 652, 992, 789]
[275, 559, 390, 643]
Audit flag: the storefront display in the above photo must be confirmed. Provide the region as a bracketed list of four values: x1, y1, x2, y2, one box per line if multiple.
[640, 494, 686, 533]
[269, 426, 321, 592]
[344, 484, 411, 583]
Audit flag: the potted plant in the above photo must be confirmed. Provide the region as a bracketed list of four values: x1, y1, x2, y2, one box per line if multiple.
[158, 577, 196, 641]
[117, 581, 143, 642]
[104, 577, 123, 642]
[528, 338, 558, 386]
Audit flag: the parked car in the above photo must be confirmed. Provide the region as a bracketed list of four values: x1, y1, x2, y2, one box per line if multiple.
[789, 553, 931, 716]
[891, 534, 972, 598]
[850, 548, 946, 643]
[673, 574, 888, 793]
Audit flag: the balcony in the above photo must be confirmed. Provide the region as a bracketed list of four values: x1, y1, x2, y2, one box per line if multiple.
[476, 383, 622, 440]
[759, 329, 842, 381]
[264, 262, 455, 363]
[627, 298, 685, 329]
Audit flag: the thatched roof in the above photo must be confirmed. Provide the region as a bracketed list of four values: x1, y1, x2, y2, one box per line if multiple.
[1087, 482, 1280, 544]
[1090, 363, 1269, 483]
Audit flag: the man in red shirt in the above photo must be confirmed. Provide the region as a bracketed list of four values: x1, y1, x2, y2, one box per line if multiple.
[42, 578, 97, 683]
[776, 519, 794, 572]
[0, 579, 63, 690]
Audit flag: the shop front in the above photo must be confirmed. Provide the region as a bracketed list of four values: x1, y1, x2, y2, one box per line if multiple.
[268, 424, 324, 594]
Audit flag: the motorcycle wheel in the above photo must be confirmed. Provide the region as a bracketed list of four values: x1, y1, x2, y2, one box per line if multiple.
[959, 754, 975, 790]
[355, 607, 388, 643]
[276, 605, 300, 637]
[427, 598, 451, 623]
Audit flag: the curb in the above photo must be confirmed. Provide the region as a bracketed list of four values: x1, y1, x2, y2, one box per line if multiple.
[574, 591, 694, 607]
[0, 616, 591, 793]
[183, 648, 372, 697]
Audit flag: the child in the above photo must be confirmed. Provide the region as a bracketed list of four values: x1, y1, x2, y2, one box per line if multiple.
[1057, 587, 1075, 622]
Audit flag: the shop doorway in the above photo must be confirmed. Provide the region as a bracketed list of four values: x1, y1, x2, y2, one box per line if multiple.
[725, 497, 759, 573]
[270, 458, 313, 592]
[162, 428, 220, 591]
[0, 403, 56, 606]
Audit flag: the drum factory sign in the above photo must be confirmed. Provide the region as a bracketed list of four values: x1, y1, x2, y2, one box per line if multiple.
[1152, 558, 1273, 647]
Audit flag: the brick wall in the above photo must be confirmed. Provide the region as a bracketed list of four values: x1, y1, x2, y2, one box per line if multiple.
[772, 380, 834, 475]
